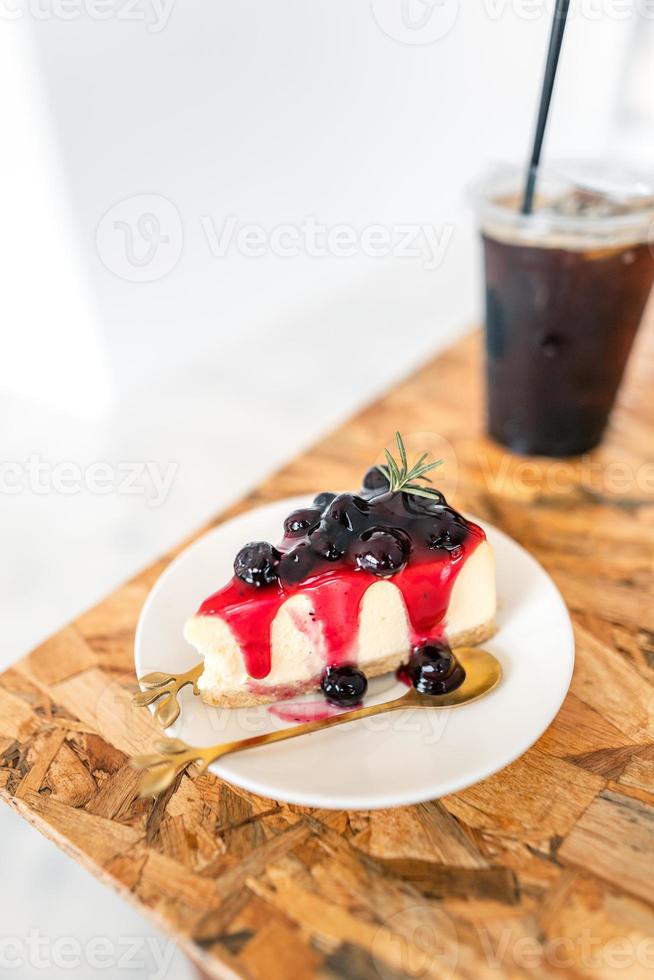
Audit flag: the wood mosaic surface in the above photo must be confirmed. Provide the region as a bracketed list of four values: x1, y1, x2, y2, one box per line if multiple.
[2, 327, 654, 979]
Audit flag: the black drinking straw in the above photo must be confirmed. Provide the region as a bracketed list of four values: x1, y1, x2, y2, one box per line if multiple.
[521, 0, 571, 214]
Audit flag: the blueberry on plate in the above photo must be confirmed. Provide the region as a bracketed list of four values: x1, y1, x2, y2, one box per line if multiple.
[406, 642, 464, 695]
[321, 666, 368, 706]
[354, 528, 409, 577]
[283, 507, 321, 537]
[233, 541, 280, 587]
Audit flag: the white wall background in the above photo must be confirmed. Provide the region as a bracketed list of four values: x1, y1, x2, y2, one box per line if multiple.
[1, 2, 653, 977]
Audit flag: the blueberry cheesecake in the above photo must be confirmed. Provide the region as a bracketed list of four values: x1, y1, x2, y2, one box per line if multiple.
[184, 434, 496, 707]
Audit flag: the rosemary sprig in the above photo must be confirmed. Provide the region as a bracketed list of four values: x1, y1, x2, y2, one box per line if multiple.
[378, 432, 444, 500]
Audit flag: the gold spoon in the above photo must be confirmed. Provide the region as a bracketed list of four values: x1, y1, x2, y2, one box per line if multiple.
[131, 647, 501, 797]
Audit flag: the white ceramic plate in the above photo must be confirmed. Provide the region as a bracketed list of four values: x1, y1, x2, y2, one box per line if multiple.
[135, 496, 574, 810]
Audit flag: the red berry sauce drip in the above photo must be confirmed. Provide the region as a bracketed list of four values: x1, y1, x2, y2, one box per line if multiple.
[197, 579, 281, 679]
[196, 471, 484, 683]
[268, 700, 350, 723]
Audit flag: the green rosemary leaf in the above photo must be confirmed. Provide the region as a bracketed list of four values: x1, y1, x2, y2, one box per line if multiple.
[403, 484, 444, 499]
[405, 453, 428, 482]
[395, 431, 408, 475]
[384, 449, 401, 489]
[379, 434, 444, 498]
[413, 459, 443, 477]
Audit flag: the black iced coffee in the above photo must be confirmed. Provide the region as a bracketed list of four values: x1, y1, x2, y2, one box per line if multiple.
[474, 167, 654, 456]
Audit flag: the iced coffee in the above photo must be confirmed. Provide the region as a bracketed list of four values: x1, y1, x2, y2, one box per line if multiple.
[473, 166, 654, 456]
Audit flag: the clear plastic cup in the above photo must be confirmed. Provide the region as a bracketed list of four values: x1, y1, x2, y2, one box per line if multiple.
[471, 162, 654, 456]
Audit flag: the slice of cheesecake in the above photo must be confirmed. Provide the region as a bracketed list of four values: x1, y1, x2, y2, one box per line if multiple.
[185, 443, 496, 708]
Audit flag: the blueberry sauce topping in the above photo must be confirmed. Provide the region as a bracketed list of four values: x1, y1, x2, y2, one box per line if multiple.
[308, 526, 346, 562]
[321, 665, 368, 706]
[230, 483, 474, 589]
[199, 465, 484, 683]
[276, 484, 474, 580]
[277, 542, 315, 586]
[402, 641, 466, 695]
[326, 492, 369, 529]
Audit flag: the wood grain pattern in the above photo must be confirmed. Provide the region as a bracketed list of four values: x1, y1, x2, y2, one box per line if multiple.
[2, 326, 654, 979]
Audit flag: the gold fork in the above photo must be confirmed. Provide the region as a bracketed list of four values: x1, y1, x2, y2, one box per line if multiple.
[131, 647, 501, 797]
[132, 662, 203, 728]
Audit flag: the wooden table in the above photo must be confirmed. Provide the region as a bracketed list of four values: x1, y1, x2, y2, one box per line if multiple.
[2, 329, 654, 980]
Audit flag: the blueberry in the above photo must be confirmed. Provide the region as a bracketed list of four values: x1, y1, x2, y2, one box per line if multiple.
[326, 493, 369, 530]
[354, 529, 409, 577]
[278, 543, 316, 585]
[313, 492, 336, 511]
[426, 521, 466, 554]
[321, 666, 368, 706]
[406, 643, 464, 695]
[283, 507, 321, 537]
[361, 467, 389, 496]
[309, 525, 345, 561]
[233, 541, 280, 587]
